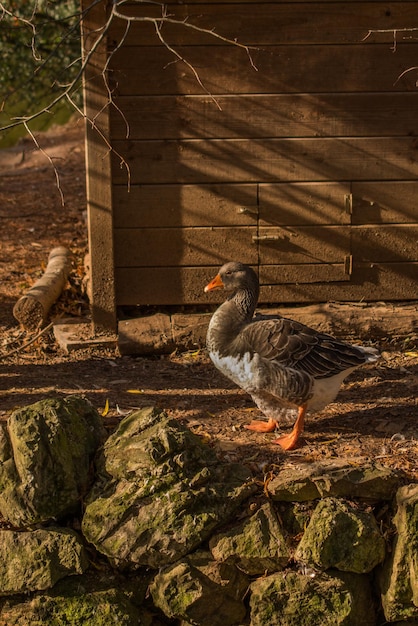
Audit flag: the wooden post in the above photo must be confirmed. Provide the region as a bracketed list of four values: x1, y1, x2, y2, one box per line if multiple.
[81, 0, 117, 332]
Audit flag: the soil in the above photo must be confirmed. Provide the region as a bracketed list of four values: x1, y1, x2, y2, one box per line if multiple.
[1, 118, 417, 483]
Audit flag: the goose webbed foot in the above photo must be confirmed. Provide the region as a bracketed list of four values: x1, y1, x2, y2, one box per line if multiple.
[244, 417, 277, 433]
[273, 404, 306, 451]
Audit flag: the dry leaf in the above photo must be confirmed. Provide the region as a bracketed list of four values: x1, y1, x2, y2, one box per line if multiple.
[101, 398, 110, 416]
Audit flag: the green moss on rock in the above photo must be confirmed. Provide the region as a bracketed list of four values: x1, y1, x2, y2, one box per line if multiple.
[0, 588, 141, 626]
[150, 551, 248, 626]
[0, 396, 105, 526]
[0, 528, 87, 595]
[268, 460, 402, 502]
[380, 484, 418, 622]
[295, 497, 385, 573]
[82, 407, 256, 569]
[210, 501, 289, 574]
[250, 569, 375, 626]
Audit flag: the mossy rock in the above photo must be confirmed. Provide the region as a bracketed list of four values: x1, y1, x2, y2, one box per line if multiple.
[268, 460, 402, 502]
[150, 551, 248, 626]
[0, 588, 141, 626]
[0, 528, 87, 595]
[294, 497, 386, 573]
[82, 407, 256, 569]
[276, 501, 315, 536]
[0, 571, 155, 626]
[379, 484, 418, 622]
[250, 569, 375, 626]
[0, 396, 105, 526]
[209, 501, 289, 575]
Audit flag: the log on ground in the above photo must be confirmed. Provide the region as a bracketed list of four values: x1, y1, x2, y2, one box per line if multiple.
[13, 247, 71, 329]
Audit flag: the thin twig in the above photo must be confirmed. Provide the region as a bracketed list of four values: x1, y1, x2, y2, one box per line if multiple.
[0, 0, 257, 196]
[0, 322, 54, 361]
[23, 121, 65, 206]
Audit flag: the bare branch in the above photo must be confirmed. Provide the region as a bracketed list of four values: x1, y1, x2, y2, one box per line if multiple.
[362, 27, 418, 52]
[394, 65, 418, 85]
[23, 120, 65, 206]
[0, 0, 258, 197]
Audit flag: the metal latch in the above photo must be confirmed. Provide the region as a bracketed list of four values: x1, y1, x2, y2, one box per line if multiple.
[237, 207, 258, 216]
[252, 235, 282, 242]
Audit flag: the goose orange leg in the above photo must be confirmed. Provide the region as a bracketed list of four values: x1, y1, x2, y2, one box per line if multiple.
[273, 404, 307, 451]
[244, 417, 278, 433]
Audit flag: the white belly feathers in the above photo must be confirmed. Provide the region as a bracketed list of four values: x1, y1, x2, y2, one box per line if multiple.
[209, 350, 258, 390]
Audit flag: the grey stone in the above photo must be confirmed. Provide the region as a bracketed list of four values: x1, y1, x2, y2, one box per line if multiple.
[268, 459, 402, 502]
[82, 407, 256, 569]
[295, 497, 386, 573]
[0, 528, 87, 595]
[0, 396, 104, 526]
[150, 551, 248, 626]
[380, 484, 418, 622]
[210, 501, 289, 574]
[249, 569, 375, 626]
[0, 586, 141, 626]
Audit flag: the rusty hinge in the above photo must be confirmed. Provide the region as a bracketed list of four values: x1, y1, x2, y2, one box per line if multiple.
[344, 193, 353, 215]
[344, 254, 353, 275]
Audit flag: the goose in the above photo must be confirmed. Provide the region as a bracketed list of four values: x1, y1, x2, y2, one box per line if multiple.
[204, 261, 380, 450]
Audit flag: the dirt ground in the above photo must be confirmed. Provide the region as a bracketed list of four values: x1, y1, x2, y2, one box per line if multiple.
[1, 118, 418, 483]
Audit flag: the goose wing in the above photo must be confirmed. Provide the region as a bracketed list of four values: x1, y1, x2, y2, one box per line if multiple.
[238, 316, 369, 379]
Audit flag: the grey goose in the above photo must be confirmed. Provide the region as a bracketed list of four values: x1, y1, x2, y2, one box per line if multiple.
[204, 261, 380, 450]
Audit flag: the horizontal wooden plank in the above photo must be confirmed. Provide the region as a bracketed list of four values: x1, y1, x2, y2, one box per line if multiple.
[260, 262, 418, 303]
[114, 227, 257, 267]
[259, 183, 351, 226]
[112, 137, 418, 185]
[112, 181, 418, 230]
[114, 262, 418, 306]
[115, 265, 229, 305]
[352, 181, 418, 224]
[112, 184, 257, 228]
[109, 3, 418, 46]
[108, 44, 418, 95]
[352, 225, 418, 262]
[260, 182, 418, 226]
[259, 263, 350, 284]
[257, 226, 351, 264]
[110, 93, 418, 140]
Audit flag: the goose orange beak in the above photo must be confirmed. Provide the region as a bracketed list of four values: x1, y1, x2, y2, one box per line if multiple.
[204, 274, 224, 292]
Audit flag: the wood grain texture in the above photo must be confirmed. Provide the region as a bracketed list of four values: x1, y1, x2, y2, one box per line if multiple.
[115, 262, 418, 305]
[110, 93, 418, 140]
[82, 0, 418, 314]
[111, 3, 418, 45]
[82, 0, 117, 331]
[111, 137, 418, 185]
[112, 183, 258, 228]
[108, 44, 418, 96]
[113, 226, 257, 267]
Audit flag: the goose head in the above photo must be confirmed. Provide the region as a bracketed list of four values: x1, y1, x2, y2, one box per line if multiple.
[204, 261, 260, 321]
[204, 261, 259, 297]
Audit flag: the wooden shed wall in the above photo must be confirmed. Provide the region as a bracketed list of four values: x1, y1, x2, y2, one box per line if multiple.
[81, 0, 418, 330]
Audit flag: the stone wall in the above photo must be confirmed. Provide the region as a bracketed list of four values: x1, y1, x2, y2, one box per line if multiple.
[0, 397, 417, 625]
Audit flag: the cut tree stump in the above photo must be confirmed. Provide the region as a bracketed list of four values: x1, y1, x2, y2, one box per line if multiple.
[13, 247, 71, 329]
